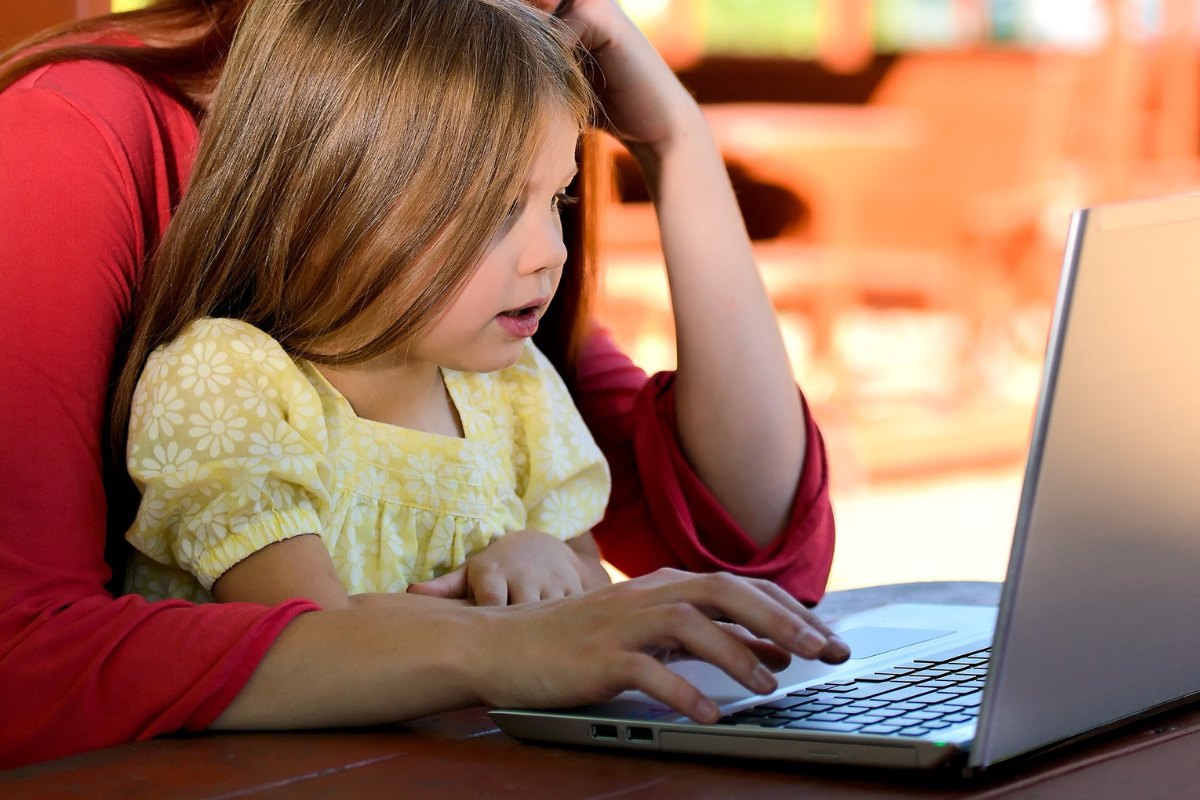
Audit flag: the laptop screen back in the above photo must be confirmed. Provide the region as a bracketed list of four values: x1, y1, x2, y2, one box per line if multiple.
[972, 194, 1200, 768]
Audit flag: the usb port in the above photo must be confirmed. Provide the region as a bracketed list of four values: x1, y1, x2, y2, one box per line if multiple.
[626, 726, 654, 743]
[591, 724, 618, 740]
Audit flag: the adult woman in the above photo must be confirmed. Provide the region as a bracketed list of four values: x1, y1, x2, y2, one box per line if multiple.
[0, 0, 839, 768]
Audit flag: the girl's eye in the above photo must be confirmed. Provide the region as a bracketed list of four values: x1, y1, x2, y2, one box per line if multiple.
[552, 191, 578, 212]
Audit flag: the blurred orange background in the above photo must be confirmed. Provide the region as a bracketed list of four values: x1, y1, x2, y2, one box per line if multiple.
[5, 0, 1198, 590]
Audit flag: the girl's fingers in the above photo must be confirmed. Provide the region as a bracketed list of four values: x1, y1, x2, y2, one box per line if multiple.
[614, 652, 720, 724]
[509, 578, 542, 606]
[472, 570, 510, 607]
[406, 566, 467, 598]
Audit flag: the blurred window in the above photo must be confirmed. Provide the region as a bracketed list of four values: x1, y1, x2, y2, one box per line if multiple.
[620, 0, 1174, 57]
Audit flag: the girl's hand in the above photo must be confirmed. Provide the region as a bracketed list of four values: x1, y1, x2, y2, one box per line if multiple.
[470, 568, 851, 723]
[531, 0, 701, 152]
[407, 529, 610, 605]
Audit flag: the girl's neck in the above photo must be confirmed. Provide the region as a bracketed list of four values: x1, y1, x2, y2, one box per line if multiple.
[315, 357, 464, 438]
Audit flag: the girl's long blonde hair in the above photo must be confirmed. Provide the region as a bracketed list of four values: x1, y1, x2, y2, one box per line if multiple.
[106, 0, 593, 457]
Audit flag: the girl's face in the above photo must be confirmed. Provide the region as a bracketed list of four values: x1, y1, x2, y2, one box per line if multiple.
[411, 110, 580, 374]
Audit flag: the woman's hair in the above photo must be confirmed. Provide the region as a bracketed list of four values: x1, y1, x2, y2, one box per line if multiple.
[0, 1, 248, 106]
[82, 0, 593, 458]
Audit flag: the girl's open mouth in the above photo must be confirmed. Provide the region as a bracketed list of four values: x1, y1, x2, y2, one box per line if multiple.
[495, 304, 541, 338]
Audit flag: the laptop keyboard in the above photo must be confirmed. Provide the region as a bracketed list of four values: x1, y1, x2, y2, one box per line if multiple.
[716, 647, 990, 738]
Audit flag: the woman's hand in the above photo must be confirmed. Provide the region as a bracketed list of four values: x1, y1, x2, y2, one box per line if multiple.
[469, 568, 850, 723]
[407, 529, 610, 605]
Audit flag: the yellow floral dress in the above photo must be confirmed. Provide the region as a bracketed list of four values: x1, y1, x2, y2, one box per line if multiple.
[123, 317, 611, 603]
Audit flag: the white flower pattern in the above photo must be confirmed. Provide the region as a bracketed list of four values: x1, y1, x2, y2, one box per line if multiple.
[124, 318, 610, 602]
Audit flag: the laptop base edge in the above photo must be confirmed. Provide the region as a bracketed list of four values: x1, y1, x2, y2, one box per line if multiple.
[489, 709, 967, 770]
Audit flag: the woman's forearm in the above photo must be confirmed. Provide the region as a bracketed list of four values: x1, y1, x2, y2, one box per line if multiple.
[211, 603, 480, 729]
[630, 111, 807, 548]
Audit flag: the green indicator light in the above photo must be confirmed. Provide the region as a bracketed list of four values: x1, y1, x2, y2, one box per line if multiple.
[934, 742, 947, 747]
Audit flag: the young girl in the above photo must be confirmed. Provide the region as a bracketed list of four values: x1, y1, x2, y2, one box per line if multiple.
[115, 0, 612, 609]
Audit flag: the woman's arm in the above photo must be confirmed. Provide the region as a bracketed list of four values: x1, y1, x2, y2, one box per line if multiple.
[212, 568, 848, 730]
[555, 0, 806, 548]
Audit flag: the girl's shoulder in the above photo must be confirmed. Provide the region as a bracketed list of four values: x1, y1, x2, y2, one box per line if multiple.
[144, 317, 303, 391]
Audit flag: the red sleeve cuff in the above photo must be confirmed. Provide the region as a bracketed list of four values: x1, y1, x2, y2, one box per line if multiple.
[181, 598, 320, 733]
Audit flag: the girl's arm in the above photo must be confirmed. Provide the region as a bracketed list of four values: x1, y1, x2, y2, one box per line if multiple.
[217, 531, 609, 608]
[554, 0, 806, 548]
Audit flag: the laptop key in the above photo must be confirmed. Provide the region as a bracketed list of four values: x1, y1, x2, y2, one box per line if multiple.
[924, 704, 964, 715]
[772, 709, 813, 720]
[897, 727, 931, 737]
[757, 718, 791, 728]
[916, 692, 962, 705]
[890, 716, 932, 727]
[922, 720, 952, 730]
[843, 714, 886, 725]
[821, 697, 858, 707]
[760, 697, 809, 710]
[874, 685, 938, 702]
[871, 708, 908, 719]
[892, 702, 927, 712]
[860, 724, 903, 735]
[838, 682, 915, 699]
[733, 708, 774, 718]
[944, 714, 973, 723]
[906, 711, 943, 721]
[784, 720, 863, 733]
[806, 712, 850, 722]
[949, 692, 984, 707]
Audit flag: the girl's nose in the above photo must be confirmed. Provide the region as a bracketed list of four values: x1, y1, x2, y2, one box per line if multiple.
[516, 216, 568, 276]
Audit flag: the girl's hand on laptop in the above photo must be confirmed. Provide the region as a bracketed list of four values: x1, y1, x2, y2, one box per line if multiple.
[406, 529, 610, 605]
[469, 569, 850, 724]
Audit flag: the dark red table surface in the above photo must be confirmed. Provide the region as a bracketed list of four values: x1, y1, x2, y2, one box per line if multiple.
[6, 703, 1200, 799]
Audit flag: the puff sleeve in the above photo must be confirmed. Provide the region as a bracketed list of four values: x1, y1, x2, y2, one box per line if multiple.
[504, 342, 611, 541]
[125, 319, 332, 591]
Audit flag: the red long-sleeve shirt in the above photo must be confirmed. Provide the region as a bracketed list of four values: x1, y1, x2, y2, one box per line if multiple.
[0, 59, 834, 769]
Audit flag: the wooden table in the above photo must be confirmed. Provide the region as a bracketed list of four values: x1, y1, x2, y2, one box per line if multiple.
[6, 703, 1200, 799]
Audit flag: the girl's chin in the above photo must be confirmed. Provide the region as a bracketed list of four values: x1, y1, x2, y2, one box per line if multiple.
[441, 340, 526, 374]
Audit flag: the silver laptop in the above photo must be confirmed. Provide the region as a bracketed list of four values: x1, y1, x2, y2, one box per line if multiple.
[491, 192, 1200, 773]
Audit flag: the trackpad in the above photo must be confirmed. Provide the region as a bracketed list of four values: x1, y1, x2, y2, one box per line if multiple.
[838, 627, 955, 660]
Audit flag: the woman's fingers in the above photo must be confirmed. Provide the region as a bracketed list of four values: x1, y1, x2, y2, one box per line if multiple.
[638, 604, 778, 697]
[616, 653, 720, 724]
[717, 622, 793, 673]
[747, 579, 850, 663]
[633, 572, 823, 658]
